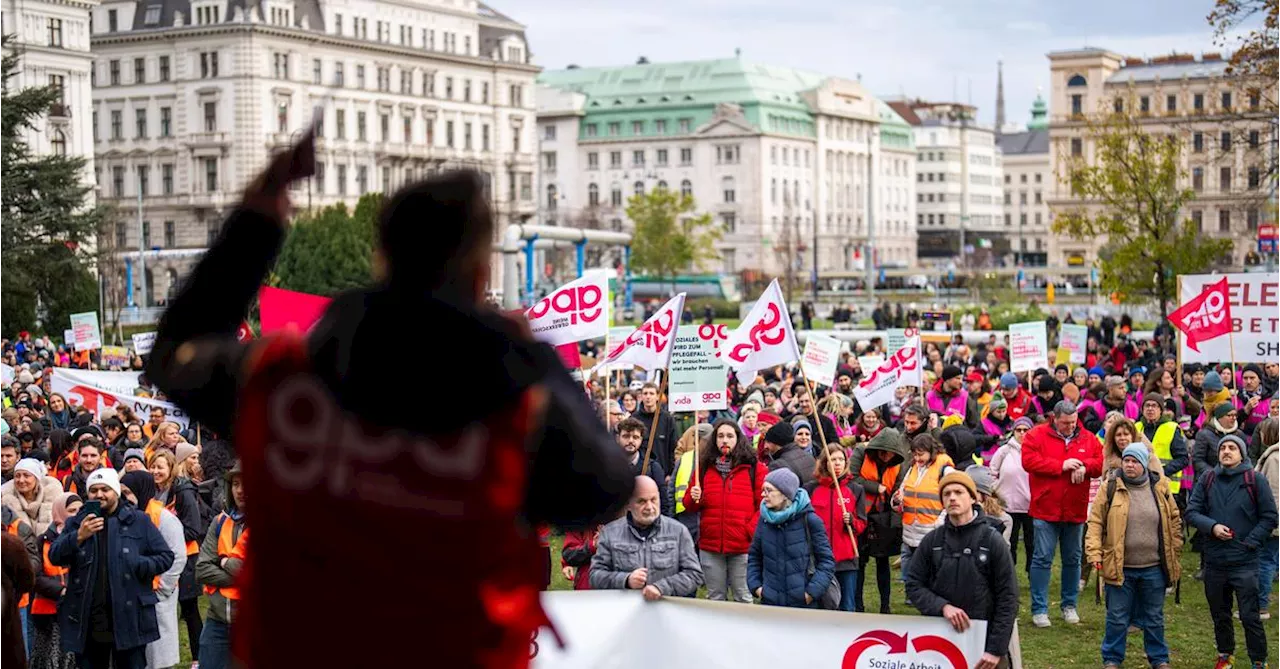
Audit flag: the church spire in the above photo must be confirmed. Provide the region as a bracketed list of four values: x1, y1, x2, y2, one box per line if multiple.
[995, 60, 1005, 135]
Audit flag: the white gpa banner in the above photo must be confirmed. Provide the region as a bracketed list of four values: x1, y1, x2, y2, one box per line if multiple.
[526, 271, 610, 346]
[53, 368, 143, 397]
[724, 279, 800, 386]
[595, 294, 685, 372]
[1008, 321, 1049, 373]
[801, 334, 841, 388]
[50, 372, 189, 430]
[533, 591, 987, 669]
[1179, 272, 1279, 363]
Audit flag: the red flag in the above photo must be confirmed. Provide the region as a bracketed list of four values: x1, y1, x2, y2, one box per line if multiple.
[1167, 277, 1233, 352]
[259, 286, 333, 334]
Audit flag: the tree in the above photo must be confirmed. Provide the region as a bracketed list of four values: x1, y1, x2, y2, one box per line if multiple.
[625, 188, 721, 296]
[1054, 109, 1232, 320]
[271, 193, 382, 296]
[1206, 0, 1279, 189]
[1, 43, 109, 335]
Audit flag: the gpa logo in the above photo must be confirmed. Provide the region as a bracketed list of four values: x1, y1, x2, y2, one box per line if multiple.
[611, 307, 675, 357]
[727, 303, 786, 364]
[842, 631, 966, 669]
[528, 284, 604, 325]
[697, 323, 730, 358]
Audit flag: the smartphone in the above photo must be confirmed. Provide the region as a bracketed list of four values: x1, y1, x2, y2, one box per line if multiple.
[82, 500, 101, 517]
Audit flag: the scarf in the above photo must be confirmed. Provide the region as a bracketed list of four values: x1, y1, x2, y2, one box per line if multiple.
[759, 488, 812, 525]
[1211, 417, 1236, 435]
[714, 456, 733, 478]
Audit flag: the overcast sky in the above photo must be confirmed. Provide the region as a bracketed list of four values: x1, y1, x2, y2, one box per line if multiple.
[498, 0, 1237, 128]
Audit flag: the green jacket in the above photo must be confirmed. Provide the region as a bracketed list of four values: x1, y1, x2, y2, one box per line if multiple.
[195, 510, 245, 625]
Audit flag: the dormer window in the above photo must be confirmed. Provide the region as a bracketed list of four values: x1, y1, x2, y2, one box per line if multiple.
[143, 5, 161, 25]
[193, 2, 221, 25]
[269, 5, 292, 26]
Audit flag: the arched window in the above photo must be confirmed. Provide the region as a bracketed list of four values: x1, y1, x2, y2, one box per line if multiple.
[587, 182, 599, 206]
[611, 183, 622, 206]
[680, 179, 692, 197]
[633, 180, 644, 196]
[656, 180, 667, 191]
[546, 184, 558, 210]
[50, 130, 67, 156]
[1067, 74, 1087, 87]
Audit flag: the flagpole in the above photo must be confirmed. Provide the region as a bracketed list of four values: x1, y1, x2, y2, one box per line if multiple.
[798, 368, 859, 558]
[692, 410, 700, 489]
[1175, 276, 1183, 393]
[641, 371, 667, 477]
[605, 369, 612, 432]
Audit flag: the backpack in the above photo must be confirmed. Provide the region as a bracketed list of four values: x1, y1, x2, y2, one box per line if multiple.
[1203, 468, 1258, 508]
[929, 523, 1000, 578]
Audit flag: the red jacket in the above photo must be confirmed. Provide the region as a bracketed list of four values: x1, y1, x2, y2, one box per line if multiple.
[1019, 422, 1103, 524]
[682, 460, 766, 555]
[806, 475, 867, 563]
[1003, 388, 1035, 421]
[559, 529, 596, 591]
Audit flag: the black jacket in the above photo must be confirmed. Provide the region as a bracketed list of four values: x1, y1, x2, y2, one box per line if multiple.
[767, 443, 818, 488]
[146, 206, 633, 531]
[939, 426, 979, 469]
[632, 407, 680, 476]
[904, 506, 1019, 657]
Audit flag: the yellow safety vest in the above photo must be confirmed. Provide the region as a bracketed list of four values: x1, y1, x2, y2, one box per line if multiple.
[674, 450, 695, 515]
[1136, 420, 1181, 493]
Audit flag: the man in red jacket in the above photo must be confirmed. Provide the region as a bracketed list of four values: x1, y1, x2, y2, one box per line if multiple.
[1020, 400, 1102, 630]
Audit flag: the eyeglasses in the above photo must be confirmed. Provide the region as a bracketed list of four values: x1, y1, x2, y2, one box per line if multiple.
[1014, 427, 1030, 434]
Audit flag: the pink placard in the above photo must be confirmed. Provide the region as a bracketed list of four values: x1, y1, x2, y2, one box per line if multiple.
[259, 286, 332, 334]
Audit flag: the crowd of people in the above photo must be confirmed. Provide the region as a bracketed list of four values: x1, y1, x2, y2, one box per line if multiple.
[574, 321, 1278, 669]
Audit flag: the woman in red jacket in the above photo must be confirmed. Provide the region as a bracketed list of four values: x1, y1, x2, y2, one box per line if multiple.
[804, 444, 868, 612]
[560, 526, 600, 590]
[683, 418, 766, 603]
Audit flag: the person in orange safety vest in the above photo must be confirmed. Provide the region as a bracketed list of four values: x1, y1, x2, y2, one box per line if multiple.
[195, 460, 246, 669]
[145, 149, 634, 669]
[120, 470, 188, 669]
[29, 492, 81, 669]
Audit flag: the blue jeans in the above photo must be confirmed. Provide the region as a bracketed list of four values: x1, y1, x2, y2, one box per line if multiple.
[900, 544, 916, 582]
[20, 605, 30, 655]
[1259, 536, 1279, 610]
[836, 570, 858, 612]
[1030, 519, 1083, 615]
[198, 618, 231, 669]
[1101, 566, 1170, 666]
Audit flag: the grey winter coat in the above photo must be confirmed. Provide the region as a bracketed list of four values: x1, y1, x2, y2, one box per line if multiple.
[589, 514, 703, 597]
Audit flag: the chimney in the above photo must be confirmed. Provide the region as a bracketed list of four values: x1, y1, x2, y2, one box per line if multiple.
[636, 56, 649, 65]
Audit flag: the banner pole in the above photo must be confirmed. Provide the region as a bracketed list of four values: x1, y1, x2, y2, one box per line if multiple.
[1175, 276, 1183, 392]
[641, 372, 667, 477]
[692, 410, 700, 489]
[799, 368, 859, 558]
[605, 370, 612, 432]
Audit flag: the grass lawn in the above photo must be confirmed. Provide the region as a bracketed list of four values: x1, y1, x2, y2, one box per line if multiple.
[544, 534, 1278, 668]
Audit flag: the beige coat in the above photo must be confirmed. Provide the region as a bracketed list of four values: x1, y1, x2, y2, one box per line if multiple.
[1085, 470, 1183, 587]
[1258, 444, 1280, 537]
[1, 475, 65, 535]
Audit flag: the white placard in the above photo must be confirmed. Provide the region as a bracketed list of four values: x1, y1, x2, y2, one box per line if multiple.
[1008, 321, 1049, 374]
[131, 331, 157, 355]
[801, 334, 842, 388]
[667, 332, 728, 411]
[1178, 272, 1279, 363]
[50, 372, 188, 429]
[69, 311, 102, 351]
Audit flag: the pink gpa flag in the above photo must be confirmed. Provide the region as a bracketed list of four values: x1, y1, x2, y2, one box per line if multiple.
[258, 286, 333, 334]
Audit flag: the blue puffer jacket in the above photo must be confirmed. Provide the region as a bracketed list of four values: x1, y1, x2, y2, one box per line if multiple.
[1186, 463, 1279, 568]
[747, 489, 835, 608]
[49, 502, 175, 653]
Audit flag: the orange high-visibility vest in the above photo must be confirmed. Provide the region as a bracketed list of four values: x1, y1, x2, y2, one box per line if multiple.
[6, 518, 30, 608]
[31, 540, 68, 615]
[143, 499, 169, 591]
[860, 454, 901, 504]
[902, 454, 954, 527]
[164, 492, 199, 556]
[203, 513, 247, 601]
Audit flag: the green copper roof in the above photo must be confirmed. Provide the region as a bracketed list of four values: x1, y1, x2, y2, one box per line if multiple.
[539, 58, 837, 140]
[1028, 94, 1048, 130]
[877, 100, 914, 149]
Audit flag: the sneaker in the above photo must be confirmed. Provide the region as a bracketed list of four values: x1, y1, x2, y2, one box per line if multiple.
[1032, 613, 1051, 628]
[1195, 568, 1206, 581]
[1062, 607, 1081, 624]
[1154, 664, 1172, 669]
[1214, 653, 1234, 669]
[1079, 578, 1088, 591]
[1262, 611, 1273, 620]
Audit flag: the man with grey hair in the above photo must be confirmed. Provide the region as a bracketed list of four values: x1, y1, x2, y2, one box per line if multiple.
[1101, 376, 1139, 421]
[590, 476, 703, 600]
[1020, 400, 1104, 629]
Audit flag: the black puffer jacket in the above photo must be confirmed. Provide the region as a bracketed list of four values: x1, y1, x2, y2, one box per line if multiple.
[767, 443, 818, 488]
[905, 506, 1019, 657]
[940, 425, 979, 469]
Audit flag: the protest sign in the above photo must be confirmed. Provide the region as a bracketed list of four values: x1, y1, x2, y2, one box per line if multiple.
[667, 332, 727, 411]
[885, 328, 913, 357]
[101, 346, 130, 369]
[53, 369, 143, 396]
[857, 355, 885, 375]
[533, 591, 988, 669]
[853, 335, 921, 411]
[1057, 323, 1088, 365]
[70, 312, 102, 351]
[800, 334, 841, 388]
[1009, 321, 1049, 373]
[63, 329, 76, 349]
[259, 286, 332, 334]
[595, 326, 637, 374]
[131, 331, 157, 355]
[50, 372, 189, 430]
[1177, 272, 1277, 362]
